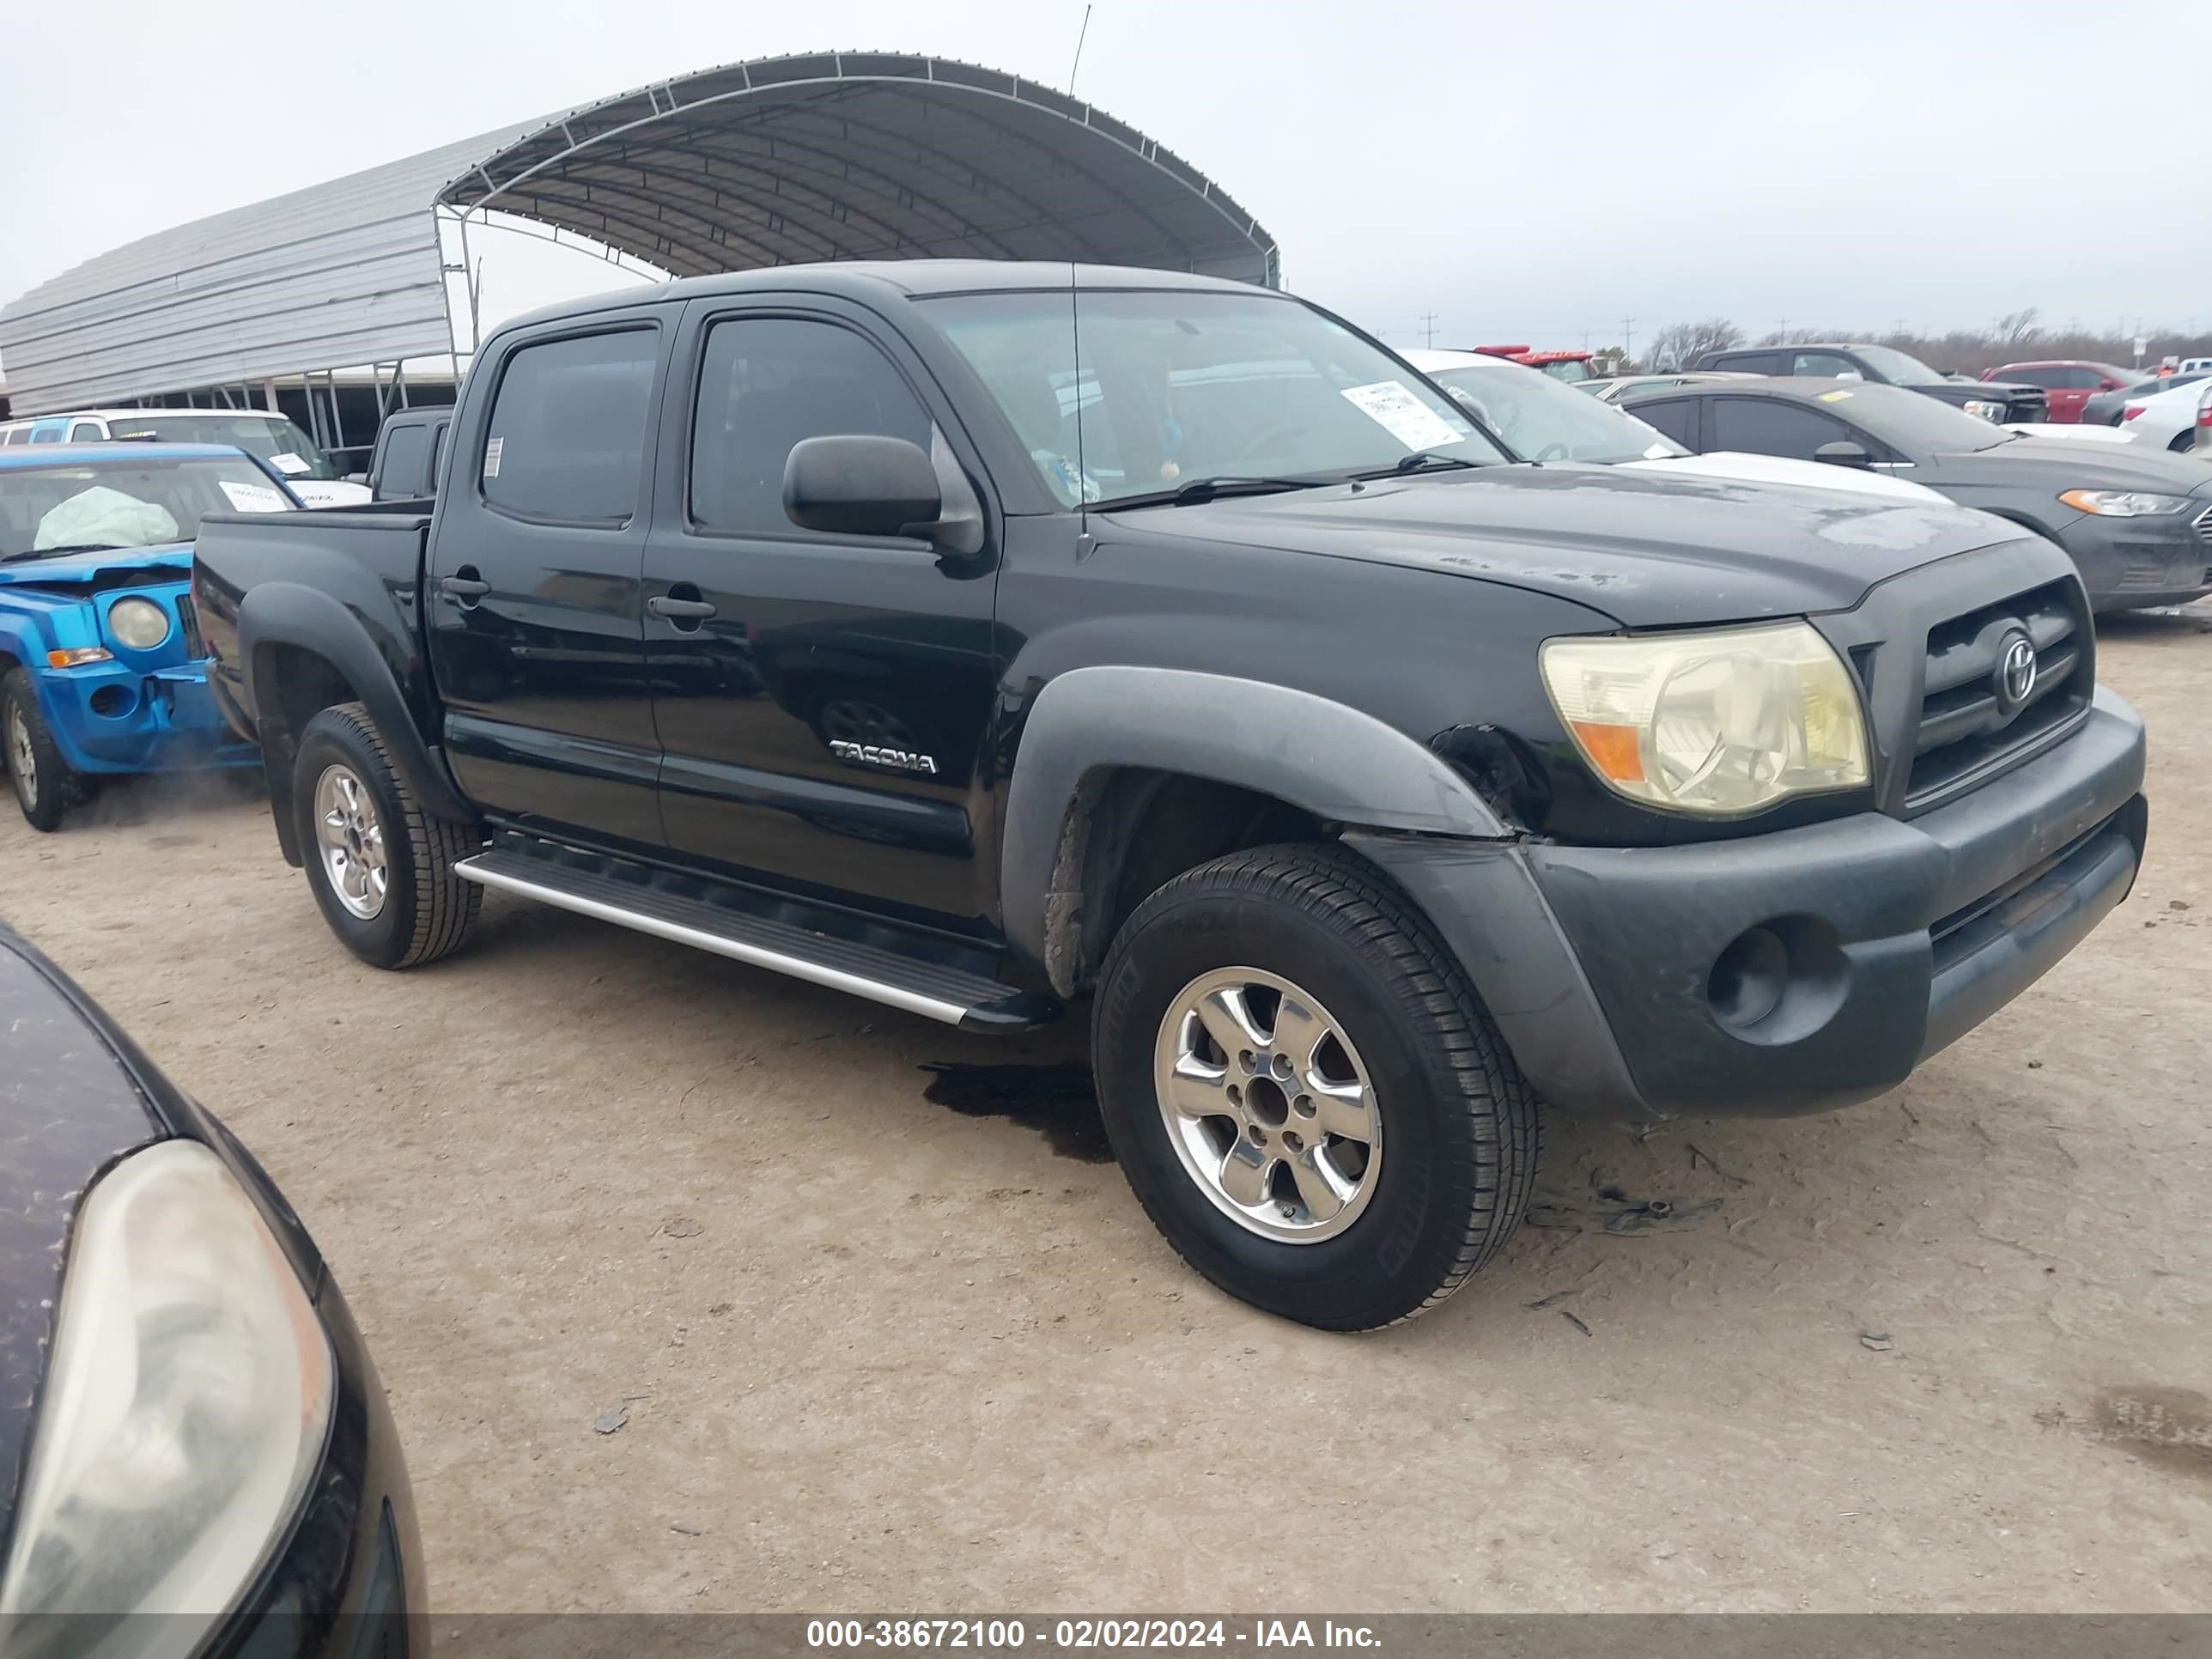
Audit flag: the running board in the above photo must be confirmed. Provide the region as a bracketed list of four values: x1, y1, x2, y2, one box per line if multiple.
[454, 839, 1058, 1033]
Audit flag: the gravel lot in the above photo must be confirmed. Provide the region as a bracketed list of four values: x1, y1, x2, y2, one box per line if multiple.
[4, 609, 2209, 1614]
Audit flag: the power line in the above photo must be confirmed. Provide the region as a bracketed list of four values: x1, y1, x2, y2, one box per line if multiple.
[1418, 312, 1440, 349]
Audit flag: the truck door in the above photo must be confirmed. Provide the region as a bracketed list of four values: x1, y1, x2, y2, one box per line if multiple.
[424, 308, 672, 848]
[641, 299, 1000, 929]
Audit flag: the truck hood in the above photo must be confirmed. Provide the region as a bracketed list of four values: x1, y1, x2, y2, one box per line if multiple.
[1922, 438, 2212, 494]
[1121, 464, 2035, 628]
[0, 542, 191, 591]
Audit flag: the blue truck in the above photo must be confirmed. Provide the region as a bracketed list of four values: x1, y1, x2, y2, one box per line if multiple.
[1, 442, 299, 828]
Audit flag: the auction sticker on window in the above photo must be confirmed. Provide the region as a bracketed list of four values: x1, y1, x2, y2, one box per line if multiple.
[266, 452, 312, 475]
[484, 437, 504, 479]
[1340, 380, 1468, 451]
[219, 479, 288, 512]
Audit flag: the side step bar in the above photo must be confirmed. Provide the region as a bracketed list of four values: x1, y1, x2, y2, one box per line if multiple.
[454, 839, 1059, 1033]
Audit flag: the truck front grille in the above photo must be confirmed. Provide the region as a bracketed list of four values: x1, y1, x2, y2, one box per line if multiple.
[175, 592, 207, 659]
[1907, 579, 2087, 809]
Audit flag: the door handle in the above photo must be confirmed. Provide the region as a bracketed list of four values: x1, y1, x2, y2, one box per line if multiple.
[440, 574, 490, 600]
[647, 594, 718, 621]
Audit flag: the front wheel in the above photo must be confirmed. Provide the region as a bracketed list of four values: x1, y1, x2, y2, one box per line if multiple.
[293, 702, 483, 969]
[1091, 844, 1539, 1330]
[3, 668, 87, 832]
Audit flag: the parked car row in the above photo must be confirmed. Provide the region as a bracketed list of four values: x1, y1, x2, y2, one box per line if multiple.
[0, 410, 371, 507]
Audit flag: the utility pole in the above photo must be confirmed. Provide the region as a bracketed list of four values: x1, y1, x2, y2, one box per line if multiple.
[1419, 312, 1440, 349]
[1067, 4, 1092, 96]
[1620, 315, 1636, 364]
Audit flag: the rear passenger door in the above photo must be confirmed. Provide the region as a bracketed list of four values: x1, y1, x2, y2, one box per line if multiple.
[640, 298, 1002, 927]
[425, 308, 673, 849]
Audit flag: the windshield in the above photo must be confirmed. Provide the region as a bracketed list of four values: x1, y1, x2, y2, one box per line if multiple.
[1425, 364, 1686, 465]
[1540, 360, 1592, 383]
[1848, 344, 1943, 385]
[923, 289, 1506, 507]
[1825, 384, 2019, 453]
[0, 458, 293, 562]
[100, 414, 341, 481]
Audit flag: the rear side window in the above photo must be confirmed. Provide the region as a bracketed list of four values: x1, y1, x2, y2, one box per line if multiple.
[1711, 350, 1785, 374]
[688, 316, 932, 535]
[1710, 398, 1854, 459]
[1998, 365, 2059, 388]
[67, 421, 106, 442]
[482, 328, 657, 523]
[1791, 352, 1862, 380]
[374, 422, 433, 500]
[1631, 398, 1700, 448]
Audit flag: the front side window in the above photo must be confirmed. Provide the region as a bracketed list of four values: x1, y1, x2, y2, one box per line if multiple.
[102, 414, 343, 480]
[67, 422, 105, 442]
[1710, 398, 1856, 459]
[481, 329, 658, 524]
[1426, 365, 1684, 464]
[926, 289, 1504, 508]
[1792, 353, 1863, 380]
[688, 317, 933, 534]
[0, 458, 294, 562]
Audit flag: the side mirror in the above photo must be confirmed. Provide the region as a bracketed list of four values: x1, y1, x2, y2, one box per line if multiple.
[783, 435, 941, 542]
[1814, 440, 1871, 469]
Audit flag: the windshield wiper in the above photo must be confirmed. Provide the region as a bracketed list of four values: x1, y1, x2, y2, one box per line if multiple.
[1349, 453, 1480, 481]
[1095, 475, 1331, 510]
[1, 543, 129, 564]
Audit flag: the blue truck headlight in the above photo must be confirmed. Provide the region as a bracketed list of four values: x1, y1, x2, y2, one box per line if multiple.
[0, 1141, 333, 1653]
[105, 598, 172, 652]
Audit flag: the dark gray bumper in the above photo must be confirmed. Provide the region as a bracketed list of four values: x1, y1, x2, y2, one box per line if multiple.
[1353, 688, 2146, 1121]
[2055, 508, 2212, 611]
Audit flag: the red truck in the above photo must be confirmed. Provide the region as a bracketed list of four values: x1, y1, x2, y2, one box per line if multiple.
[1983, 360, 2140, 423]
[1473, 343, 1596, 383]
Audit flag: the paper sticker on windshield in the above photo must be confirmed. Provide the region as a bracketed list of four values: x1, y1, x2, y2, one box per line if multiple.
[219, 480, 287, 513]
[483, 437, 504, 479]
[267, 451, 311, 475]
[1340, 380, 1467, 452]
[1816, 389, 1854, 403]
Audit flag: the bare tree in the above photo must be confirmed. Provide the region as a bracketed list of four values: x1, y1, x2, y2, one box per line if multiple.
[1994, 307, 2043, 347]
[1646, 318, 1744, 371]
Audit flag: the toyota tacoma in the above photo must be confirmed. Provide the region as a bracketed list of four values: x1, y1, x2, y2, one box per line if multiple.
[193, 262, 2148, 1330]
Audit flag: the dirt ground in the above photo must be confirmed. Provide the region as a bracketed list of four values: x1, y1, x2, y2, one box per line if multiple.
[3, 610, 2209, 1615]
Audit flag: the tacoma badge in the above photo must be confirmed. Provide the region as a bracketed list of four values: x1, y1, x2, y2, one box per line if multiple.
[830, 739, 939, 776]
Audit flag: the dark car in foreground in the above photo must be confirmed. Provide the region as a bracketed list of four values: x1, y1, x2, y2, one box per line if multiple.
[1623, 377, 2212, 611]
[0, 923, 422, 1656]
[1695, 342, 2049, 423]
[197, 260, 2146, 1331]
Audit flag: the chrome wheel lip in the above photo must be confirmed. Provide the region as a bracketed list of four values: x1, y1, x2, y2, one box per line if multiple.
[313, 763, 389, 921]
[7, 705, 35, 811]
[1152, 965, 1382, 1245]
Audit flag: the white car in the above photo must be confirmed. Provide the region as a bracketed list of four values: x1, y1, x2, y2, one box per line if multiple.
[2116, 377, 2212, 455]
[1401, 349, 1949, 503]
[2000, 422, 2140, 445]
[0, 409, 371, 507]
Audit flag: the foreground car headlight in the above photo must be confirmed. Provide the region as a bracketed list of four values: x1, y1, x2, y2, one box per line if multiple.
[1540, 621, 1869, 816]
[0, 1140, 333, 1652]
[2057, 489, 2195, 517]
[1961, 398, 2006, 422]
[105, 597, 172, 651]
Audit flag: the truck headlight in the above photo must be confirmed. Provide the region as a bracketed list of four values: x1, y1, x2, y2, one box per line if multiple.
[2057, 489, 2194, 517]
[105, 597, 171, 651]
[1540, 621, 1870, 817]
[1961, 398, 2005, 422]
[0, 1140, 333, 1653]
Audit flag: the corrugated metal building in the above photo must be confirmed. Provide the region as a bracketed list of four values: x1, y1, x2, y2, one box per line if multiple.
[0, 52, 1279, 424]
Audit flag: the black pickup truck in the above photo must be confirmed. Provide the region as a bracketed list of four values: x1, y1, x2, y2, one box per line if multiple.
[194, 262, 2148, 1330]
[1694, 342, 2050, 424]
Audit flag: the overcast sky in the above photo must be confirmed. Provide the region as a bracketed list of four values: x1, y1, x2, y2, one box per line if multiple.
[3, 0, 2207, 362]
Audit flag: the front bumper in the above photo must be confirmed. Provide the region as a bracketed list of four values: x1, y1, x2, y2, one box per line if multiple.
[1353, 688, 2146, 1121]
[2053, 509, 2212, 611]
[34, 660, 257, 775]
[205, 1277, 426, 1658]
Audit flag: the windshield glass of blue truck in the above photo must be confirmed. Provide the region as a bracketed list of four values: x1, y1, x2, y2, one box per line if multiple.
[924, 289, 1507, 507]
[0, 459, 290, 561]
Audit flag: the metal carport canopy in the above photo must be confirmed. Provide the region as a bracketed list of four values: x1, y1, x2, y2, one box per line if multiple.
[0, 52, 1278, 415]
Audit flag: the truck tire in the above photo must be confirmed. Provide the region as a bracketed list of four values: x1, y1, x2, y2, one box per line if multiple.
[4, 668, 88, 832]
[293, 702, 483, 969]
[1091, 843, 1539, 1331]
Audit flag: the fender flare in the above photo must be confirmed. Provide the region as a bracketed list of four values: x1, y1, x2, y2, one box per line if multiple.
[1001, 666, 1507, 981]
[236, 581, 476, 830]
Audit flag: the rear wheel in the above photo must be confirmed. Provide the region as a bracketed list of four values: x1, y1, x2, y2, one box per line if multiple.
[1091, 844, 1539, 1330]
[293, 702, 483, 968]
[3, 668, 86, 832]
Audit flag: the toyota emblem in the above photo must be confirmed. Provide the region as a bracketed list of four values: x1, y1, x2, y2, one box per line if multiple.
[1995, 632, 2038, 713]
